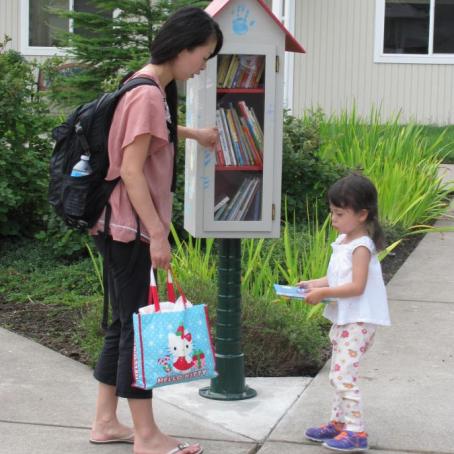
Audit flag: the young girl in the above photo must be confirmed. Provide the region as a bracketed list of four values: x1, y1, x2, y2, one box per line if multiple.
[299, 173, 390, 452]
[88, 7, 222, 454]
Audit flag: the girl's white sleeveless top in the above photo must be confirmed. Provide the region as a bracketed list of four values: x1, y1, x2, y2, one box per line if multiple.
[323, 234, 391, 326]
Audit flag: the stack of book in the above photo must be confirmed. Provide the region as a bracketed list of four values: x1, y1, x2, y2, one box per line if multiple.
[217, 55, 265, 89]
[214, 176, 261, 221]
[216, 101, 263, 167]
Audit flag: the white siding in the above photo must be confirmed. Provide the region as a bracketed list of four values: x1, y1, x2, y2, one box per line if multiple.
[292, 0, 454, 125]
[0, 0, 20, 51]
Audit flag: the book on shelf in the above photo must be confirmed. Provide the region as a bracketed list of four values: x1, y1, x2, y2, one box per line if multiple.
[225, 177, 255, 221]
[216, 102, 264, 167]
[217, 55, 231, 86]
[249, 186, 261, 221]
[225, 108, 244, 165]
[217, 108, 234, 165]
[214, 203, 229, 221]
[215, 176, 261, 221]
[218, 177, 250, 221]
[215, 110, 229, 165]
[217, 54, 265, 89]
[233, 178, 260, 221]
[237, 101, 263, 154]
[230, 104, 254, 165]
[215, 143, 224, 166]
[214, 195, 230, 213]
[223, 55, 239, 88]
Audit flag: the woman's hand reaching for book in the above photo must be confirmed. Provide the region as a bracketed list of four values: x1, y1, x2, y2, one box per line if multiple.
[178, 125, 219, 150]
[194, 127, 219, 149]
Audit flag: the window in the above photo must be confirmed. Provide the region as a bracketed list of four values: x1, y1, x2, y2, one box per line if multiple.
[375, 0, 454, 63]
[21, 0, 112, 56]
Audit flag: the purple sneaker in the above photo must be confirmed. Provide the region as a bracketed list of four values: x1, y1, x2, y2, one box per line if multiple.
[305, 422, 341, 442]
[323, 431, 368, 452]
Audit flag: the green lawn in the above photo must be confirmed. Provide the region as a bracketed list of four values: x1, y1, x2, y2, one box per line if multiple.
[420, 125, 454, 163]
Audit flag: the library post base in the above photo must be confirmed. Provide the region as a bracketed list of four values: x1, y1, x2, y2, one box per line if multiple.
[199, 238, 256, 401]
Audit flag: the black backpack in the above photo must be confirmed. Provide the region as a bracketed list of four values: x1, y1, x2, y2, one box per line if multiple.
[48, 77, 161, 231]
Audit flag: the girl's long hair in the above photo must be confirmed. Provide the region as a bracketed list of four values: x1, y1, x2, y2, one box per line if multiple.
[150, 7, 223, 143]
[328, 172, 385, 251]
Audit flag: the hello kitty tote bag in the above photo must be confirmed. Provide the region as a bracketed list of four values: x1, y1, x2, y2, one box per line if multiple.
[132, 269, 217, 389]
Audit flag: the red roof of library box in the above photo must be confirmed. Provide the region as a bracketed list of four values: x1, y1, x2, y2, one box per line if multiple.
[206, 0, 305, 53]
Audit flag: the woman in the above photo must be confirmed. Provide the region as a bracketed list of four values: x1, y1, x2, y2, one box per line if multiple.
[88, 7, 223, 454]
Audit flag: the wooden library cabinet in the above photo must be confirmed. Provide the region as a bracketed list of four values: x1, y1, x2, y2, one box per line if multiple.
[184, 0, 304, 238]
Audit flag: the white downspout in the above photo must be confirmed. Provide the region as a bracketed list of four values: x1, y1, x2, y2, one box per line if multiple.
[272, 0, 295, 113]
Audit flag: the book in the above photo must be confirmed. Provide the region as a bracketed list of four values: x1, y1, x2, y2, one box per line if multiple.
[273, 284, 334, 303]
[230, 104, 252, 165]
[235, 177, 260, 220]
[249, 185, 261, 220]
[224, 177, 252, 220]
[218, 177, 250, 221]
[273, 284, 307, 300]
[215, 110, 229, 165]
[226, 177, 255, 221]
[214, 203, 229, 221]
[219, 108, 236, 165]
[214, 195, 230, 212]
[225, 107, 243, 165]
[217, 55, 231, 87]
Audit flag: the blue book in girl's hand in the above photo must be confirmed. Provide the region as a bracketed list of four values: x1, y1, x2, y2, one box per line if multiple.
[273, 284, 307, 299]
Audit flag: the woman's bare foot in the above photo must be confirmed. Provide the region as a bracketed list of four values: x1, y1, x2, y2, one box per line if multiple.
[90, 419, 134, 443]
[134, 432, 201, 454]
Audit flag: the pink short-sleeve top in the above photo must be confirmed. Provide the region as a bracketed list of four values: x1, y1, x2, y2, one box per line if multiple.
[90, 73, 175, 243]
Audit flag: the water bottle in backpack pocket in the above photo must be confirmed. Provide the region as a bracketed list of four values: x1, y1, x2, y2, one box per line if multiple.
[63, 156, 94, 220]
[71, 154, 92, 177]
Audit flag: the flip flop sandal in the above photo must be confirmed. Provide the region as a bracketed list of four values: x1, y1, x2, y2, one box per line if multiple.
[89, 434, 134, 444]
[167, 442, 204, 454]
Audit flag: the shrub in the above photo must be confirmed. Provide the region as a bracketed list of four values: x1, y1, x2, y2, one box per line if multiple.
[0, 39, 55, 237]
[35, 212, 91, 260]
[282, 110, 348, 223]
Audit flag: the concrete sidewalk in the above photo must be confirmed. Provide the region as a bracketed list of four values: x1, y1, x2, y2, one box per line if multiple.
[1, 168, 453, 454]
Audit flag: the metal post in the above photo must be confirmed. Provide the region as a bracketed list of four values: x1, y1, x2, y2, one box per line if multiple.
[199, 238, 256, 400]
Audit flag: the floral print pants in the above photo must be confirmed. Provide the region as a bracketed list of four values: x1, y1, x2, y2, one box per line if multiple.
[329, 322, 376, 432]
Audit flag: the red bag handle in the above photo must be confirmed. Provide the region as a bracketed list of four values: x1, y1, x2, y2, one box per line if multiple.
[147, 268, 187, 312]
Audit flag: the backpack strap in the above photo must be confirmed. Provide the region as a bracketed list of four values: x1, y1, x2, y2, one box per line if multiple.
[101, 204, 112, 331]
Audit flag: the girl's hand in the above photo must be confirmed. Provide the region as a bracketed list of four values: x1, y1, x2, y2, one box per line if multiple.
[194, 127, 219, 149]
[297, 280, 316, 289]
[304, 288, 328, 305]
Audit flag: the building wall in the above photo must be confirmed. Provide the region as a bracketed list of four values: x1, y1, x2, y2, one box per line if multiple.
[292, 0, 454, 125]
[1, 0, 20, 51]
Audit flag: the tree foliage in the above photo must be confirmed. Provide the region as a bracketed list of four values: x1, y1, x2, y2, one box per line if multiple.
[44, 0, 209, 107]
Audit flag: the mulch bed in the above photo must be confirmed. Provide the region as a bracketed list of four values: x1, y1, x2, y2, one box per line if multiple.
[0, 234, 423, 372]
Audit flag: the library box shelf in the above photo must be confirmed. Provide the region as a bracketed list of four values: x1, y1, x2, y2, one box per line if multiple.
[184, 0, 305, 238]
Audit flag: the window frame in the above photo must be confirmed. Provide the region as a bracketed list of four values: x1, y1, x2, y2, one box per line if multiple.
[374, 0, 454, 64]
[20, 0, 117, 56]
[20, 0, 74, 56]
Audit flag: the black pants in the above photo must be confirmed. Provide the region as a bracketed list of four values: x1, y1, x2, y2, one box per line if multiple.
[93, 235, 152, 399]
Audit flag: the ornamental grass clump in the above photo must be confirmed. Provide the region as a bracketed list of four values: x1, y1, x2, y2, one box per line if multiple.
[320, 109, 451, 229]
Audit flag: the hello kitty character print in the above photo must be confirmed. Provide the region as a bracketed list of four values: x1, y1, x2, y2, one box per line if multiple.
[168, 325, 195, 371]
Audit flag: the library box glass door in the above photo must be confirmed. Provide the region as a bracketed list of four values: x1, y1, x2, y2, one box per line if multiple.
[204, 45, 276, 233]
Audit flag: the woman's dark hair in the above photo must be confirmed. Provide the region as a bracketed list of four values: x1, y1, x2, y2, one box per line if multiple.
[327, 172, 385, 250]
[150, 7, 223, 143]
